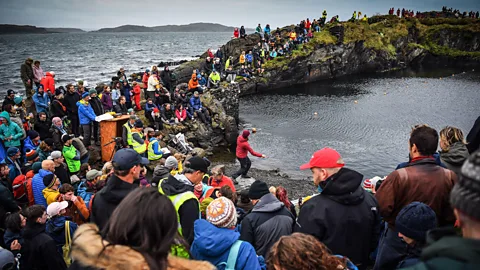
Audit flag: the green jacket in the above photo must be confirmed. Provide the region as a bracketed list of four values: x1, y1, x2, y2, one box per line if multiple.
[62, 144, 81, 173]
[401, 228, 480, 270]
[0, 111, 24, 148]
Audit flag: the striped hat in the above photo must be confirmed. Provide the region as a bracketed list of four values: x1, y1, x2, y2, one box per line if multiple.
[26, 150, 38, 161]
[206, 197, 237, 229]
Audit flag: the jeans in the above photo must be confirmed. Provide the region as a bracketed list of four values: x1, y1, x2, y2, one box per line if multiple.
[80, 153, 90, 164]
[82, 124, 92, 147]
[226, 74, 236, 82]
[373, 223, 407, 270]
[232, 157, 251, 179]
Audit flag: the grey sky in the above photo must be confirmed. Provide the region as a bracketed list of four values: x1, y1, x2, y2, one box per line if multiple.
[0, 0, 478, 30]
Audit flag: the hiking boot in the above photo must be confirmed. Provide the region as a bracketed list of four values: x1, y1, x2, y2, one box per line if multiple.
[241, 175, 252, 179]
[232, 178, 239, 185]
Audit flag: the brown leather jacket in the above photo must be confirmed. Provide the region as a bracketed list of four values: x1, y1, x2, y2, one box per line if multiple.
[375, 158, 457, 228]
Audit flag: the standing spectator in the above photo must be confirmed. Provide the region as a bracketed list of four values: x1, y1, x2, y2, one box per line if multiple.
[374, 125, 457, 270]
[275, 186, 296, 220]
[24, 130, 41, 156]
[77, 92, 96, 148]
[49, 88, 67, 118]
[231, 130, 265, 181]
[117, 67, 127, 81]
[121, 80, 132, 108]
[0, 167, 19, 214]
[240, 180, 294, 257]
[20, 58, 34, 107]
[42, 174, 61, 205]
[191, 197, 262, 270]
[160, 66, 173, 92]
[147, 73, 159, 100]
[100, 85, 113, 112]
[4, 104, 26, 141]
[111, 82, 121, 106]
[89, 89, 103, 146]
[466, 116, 479, 153]
[0, 111, 24, 150]
[32, 60, 44, 88]
[36, 139, 54, 162]
[40, 72, 55, 95]
[34, 112, 52, 140]
[31, 160, 55, 207]
[91, 148, 148, 230]
[50, 117, 67, 151]
[439, 126, 469, 175]
[48, 150, 70, 185]
[63, 84, 80, 137]
[22, 205, 67, 270]
[61, 134, 81, 175]
[402, 151, 480, 270]
[131, 81, 142, 111]
[45, 201, 78, 255]
[5, 148, 22, 181]
[2, 89, 16, 111]
[295, 148, 381, 270]
[32, 84, 49, 114]
[122, 115, 136, 148]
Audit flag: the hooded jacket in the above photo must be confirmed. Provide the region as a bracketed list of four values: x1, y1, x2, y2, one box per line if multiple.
[31, 169, 52, 207]
[32, 89, 49, 113]
[439, 142, 469, 175]
[22, 222, 67, 270]
[42, 187, 60, 205]
[240, 193, 294, 257]
[191, 219, 262, 270]
[69, 223, 215, 270]
[91, 174, 138, 230]
[40, 72, 55, 94]
[24, 136, 40, 156]
[0, 111, 23, 147]
[189, 73, 199, 89]
[45, 215, 78, 254]
[77, 100, 96, 125]
[190, 96, 202, 110]
[295, 168, 381, 270]
[159, 174, 199, 244]
[401, 228, 480, 270]
[236, 135, 262, 159]
[8, 111, 26, 140]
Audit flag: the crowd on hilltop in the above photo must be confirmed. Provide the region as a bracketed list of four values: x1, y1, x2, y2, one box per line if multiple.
[388, 6, 479, 19]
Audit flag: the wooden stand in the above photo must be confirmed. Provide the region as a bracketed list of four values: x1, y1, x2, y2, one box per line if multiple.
[100, 115, 130, 162]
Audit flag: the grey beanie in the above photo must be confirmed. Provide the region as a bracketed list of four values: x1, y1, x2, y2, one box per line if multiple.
[165, 156, 178, 170]
[450, 151, 480, 220]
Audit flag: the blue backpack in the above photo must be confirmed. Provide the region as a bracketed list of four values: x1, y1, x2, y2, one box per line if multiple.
[216, 240, 242, 270]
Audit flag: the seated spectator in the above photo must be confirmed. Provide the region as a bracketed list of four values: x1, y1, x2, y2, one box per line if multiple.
[114, 96, 128, 114]
[233, 27, 239, 38]
[239, 65, 251, 80]
[198, 73, 207, 90]
[190, 92, 211, 126]
[204, 57, 213, 76]
[267, 233, 357, 270]
[42, 174, 61, 205]
[45, 201, 78, 255]
[239, 51, 246, 66]
[175, 104, 189, 123]
[269, 48, 278, 59]
[151, 107, 163, 131]
[144, 98, 157, 124]
[246, 51, 253, 65]
[213, 58, 223, 77]
[175, 90, 189, 108]
[207, 70, 221, 89]
[160, 103, 177, 126]
[189, 70, 202, 94]
[191, 197, 263, 270]
[226, 66, 237, 84]
[208, 165, 236, 192]
[57, 183, 89, 225]
[22, 205, 67, 269]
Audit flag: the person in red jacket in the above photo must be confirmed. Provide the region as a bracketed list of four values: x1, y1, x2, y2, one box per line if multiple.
[231, 130, 266, 182]
[233, 28, 239, 38]
[132, 81, 142, 111]
[40, 71, 55, 95]
[208, 165, 236, 191]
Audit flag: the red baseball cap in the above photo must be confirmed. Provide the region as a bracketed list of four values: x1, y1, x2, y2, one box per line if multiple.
[300, 148, 345, 170]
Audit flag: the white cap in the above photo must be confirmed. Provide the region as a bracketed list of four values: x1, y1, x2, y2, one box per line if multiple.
[47, 201, 69, 217]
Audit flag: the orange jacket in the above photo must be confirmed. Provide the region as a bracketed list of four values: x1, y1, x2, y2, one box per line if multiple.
[57, 195, 90, 225]
[188, 73, 198, 89]
[40, 72, 55, 94]
[26, 170, 35, 206]
[239, 54, 246, 64]
[208, 175, 236, 192]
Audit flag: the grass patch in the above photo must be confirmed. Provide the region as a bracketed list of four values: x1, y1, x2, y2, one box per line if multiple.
[263, 56, 290, 70]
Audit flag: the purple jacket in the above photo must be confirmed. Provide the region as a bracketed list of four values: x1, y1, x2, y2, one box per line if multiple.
[101, 92, 113, 111]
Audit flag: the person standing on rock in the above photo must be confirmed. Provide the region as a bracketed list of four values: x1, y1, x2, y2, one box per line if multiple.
[231, 130, 266, 183]
[20, 58, 35, 112]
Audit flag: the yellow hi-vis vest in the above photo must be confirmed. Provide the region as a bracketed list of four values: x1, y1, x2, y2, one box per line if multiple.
[131, 131, 146, 154]
[148, 138, 163, 161]
[123, 122, 133, 146]
[158, 179, 198, 236]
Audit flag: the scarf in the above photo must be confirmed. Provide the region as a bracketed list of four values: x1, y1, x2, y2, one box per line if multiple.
[54, 100, 67, 112]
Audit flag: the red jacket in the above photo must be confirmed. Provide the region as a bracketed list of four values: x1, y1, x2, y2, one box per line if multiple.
[175, 109, 187, 120]
[236, 135, 262, 159]
[142, 73, 149, 88]
[233, 29, 239, 38]
[40, 72, 55, 94]
[208, 175, 236, 192]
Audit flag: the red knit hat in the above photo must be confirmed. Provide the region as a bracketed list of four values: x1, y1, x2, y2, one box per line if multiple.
[153, 108, 159, 113]
[242, 130, 250, 138]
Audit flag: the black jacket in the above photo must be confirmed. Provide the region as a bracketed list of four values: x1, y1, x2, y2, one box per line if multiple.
[159, 174, 199, 245]
[0, 180, 18, 215]
[295, 168, 381, 270]
[161, 69, 172, 85]
[64, 91, 81, 116]
[467, 116, 480, 153]
[90, 96, 104, 116]
[34, 118, 52, 140]
[113, 103, 128, 114]
[49, 99, 67, 118]
[55, 163, 71, 185]
[2, 97, 15, 111]
[91, 174, 138, 230]
[22, 222, 67, 270]
[240, 193, 294, 257]
[204, 60, 213, 73]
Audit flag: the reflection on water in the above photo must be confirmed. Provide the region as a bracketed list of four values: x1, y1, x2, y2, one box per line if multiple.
[240, 69, 480, 180]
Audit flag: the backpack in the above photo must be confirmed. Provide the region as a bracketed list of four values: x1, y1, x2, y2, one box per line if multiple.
[12, 174, 31, 205]
[216, 240, 242, 270]
[63, 221, 72, 266]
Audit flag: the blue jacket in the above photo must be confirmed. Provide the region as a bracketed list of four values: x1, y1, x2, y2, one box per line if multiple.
[32, 91, 49, 113]
[77, 100, 96, 125]
[123, 84, 132, 102]
[77, 181, 94, 208]
[0, 111, 23, 148]
[31, 169, 53, 207]
[5, 157, 21, 181]
[3, 229, 24, 248]
[264, 27, 271, 35]
[191, 219, 262, 270]
[46, 215, 78, 254]
[23, 137, 39, 156]
[145, 102, 157, 113]
[246, 54, 253, 63]
[190, 96, 202, 110]
[148, 138, 163, 155]
[198, 76, 207, 86]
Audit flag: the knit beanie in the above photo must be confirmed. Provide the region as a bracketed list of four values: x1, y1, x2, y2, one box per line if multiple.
[200, 197, 214, 218]
[26, 150, 39, 161]
[7, 147, 19, 157]
[43, 174, 56, 189]
[13, 96, 23, 105]
[165, 156, 178, 170]
[242, 130, 250, 138]
[28, 130, 39, 140]
[44, 138, 54, 147]
[82, 92, 89, 99]
[32, 162, 42, 174]
[395, 202, 437, 242]
[248, 180, 270, 200]
[207, 197, 237, 228]
[450, 151, 480, 220]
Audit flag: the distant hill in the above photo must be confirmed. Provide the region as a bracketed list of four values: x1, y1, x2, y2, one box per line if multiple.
[95, 23, 253, 33]
[45, 28, 85, 33]
[0, 24, 86, 34]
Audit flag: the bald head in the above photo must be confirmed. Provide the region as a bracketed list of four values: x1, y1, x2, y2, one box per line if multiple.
[42, 160, 55, 172]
